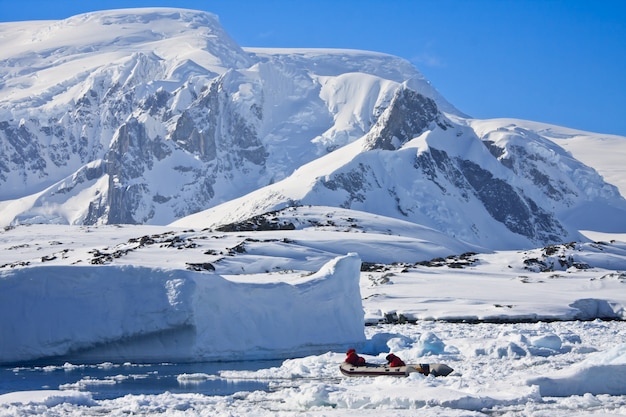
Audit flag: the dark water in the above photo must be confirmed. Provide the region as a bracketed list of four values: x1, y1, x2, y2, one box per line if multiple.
[0, 360, 283, 400]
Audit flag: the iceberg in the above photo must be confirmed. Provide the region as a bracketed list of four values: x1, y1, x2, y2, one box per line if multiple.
[0, 253, 364, 364]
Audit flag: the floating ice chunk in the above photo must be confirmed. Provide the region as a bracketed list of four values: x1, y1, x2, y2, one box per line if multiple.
[0, 390, 95, 407]
[415, 332, 446, 356]
[530, 334, 562, 351]
[527, 344, 626, 396]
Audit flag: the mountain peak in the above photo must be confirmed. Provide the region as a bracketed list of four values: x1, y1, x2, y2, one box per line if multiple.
[0, 7, 252, 97]
[44, 7, 225, 39]
[71, 7, 219, 22]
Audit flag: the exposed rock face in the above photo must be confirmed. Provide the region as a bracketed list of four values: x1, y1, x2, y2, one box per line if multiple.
[364, 87, 450, 151]
[457, 158, 565, 243]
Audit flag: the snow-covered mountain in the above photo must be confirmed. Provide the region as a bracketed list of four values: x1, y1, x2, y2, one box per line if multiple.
[1, 8, 625, 250]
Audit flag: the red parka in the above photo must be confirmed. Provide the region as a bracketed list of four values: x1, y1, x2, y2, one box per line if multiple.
[345, 348, 366, 366]
[386, 353, 406, 367]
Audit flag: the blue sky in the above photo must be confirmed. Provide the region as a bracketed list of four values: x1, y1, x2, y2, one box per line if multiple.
[2, 0, 625, 136]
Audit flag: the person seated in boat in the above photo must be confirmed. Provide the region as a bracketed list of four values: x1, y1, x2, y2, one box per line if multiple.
[385, 353, 406, 367]
[345, 348, 367, 366]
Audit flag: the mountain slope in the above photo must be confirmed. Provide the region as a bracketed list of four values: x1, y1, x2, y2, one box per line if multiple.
[469, 118, 626, 198]
[0, 8, 456, 225]
[1, 7, 625, 250]
[172, 90, 626, 248]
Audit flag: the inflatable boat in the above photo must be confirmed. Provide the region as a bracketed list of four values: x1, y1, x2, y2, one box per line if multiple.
[340, 362, 453, 377]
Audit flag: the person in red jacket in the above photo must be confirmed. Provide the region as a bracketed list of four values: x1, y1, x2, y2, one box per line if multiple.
[345, 348, 366, 366]
[385, 353, 406, 367]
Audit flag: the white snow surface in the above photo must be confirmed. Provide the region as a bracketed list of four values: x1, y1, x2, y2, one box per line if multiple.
[1, 210, 626, 415]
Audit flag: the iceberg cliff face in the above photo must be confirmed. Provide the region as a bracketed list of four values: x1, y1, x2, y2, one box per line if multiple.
[0, 253, 364, 364]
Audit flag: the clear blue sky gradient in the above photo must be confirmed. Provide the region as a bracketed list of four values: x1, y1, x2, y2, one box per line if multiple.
[2, 0, 625, 136]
